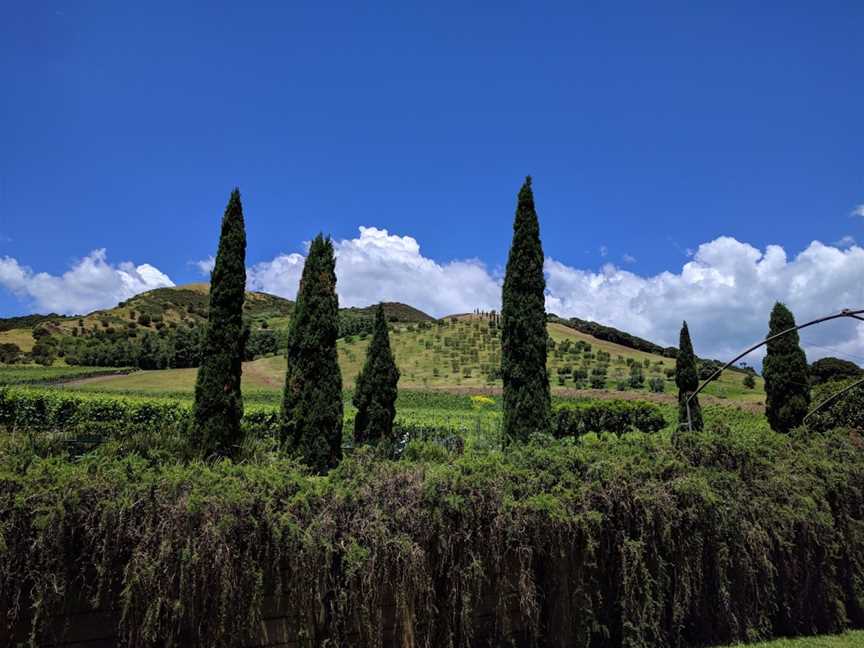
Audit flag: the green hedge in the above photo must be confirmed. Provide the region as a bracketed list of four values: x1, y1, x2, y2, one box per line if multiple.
[552, 399, 667, 437]
[0, 387, 279, 437]
[0, 366, 134, 385]
[0, 427, 862, 647]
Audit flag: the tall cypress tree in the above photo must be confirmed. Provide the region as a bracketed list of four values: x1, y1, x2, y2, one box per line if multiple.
[501, 176, 551, 443]
[675, 321, 703, 432]
[353, 303, 400, 447]
[281, 235, 343, 472]
[191, 188, 247, 457]
[763, 302, 810, 433]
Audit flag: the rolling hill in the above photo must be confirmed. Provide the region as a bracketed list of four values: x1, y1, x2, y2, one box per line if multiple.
[1, 285, 765, 407]
[62, 311, 764, 407]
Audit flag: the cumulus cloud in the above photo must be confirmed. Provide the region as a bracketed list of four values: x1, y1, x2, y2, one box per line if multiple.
[193, 256, 216, 276]
[545, 237, 864, 363]
[18, 228, 864, 367]
[246, 228, 864, 363]
[622, 254, 637, 264]
[852, 204, 864, 218]
[248, 227, 500, 315]
[0, 249, 174, 314]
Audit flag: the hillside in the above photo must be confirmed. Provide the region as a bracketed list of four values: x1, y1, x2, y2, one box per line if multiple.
[65, 314, 764, 405]
[0, 285, 434, 342]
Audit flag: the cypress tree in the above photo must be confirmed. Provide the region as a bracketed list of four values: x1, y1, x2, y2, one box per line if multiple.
[281, 235, 343, 472]
[675, 321, 703, 432]
[501, 176, 551, 443]
[763, 302, 810, 433]
[191, 188, 247, 457]
[353, 303, 400, 447]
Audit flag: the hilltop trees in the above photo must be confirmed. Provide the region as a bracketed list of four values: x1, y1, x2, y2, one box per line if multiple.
[281, 235, 343, 473]
[675, 321, 703, 431]
[763, 302, 810, 433]
[191, 189, 248, 457]
[353, 303, 400, 447]
[501, 176, 550, 443]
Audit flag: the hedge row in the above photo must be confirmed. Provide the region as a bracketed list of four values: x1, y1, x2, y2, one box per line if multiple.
[552, 399, 667, 437]
[0, 427, 862, 647]
[0, 387, 279, 436]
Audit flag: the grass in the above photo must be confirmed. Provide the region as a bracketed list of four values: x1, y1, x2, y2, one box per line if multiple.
[0, 365, 132, 385]
[58, 318, 765, 409]
[734, 631, 864, 647]
[0, 328, 35, 352]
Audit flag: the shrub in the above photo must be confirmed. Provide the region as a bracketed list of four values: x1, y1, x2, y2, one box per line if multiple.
[810, 357, 862, 385]
[552, 400, 666, 437]
[0, 424, 863, 648]
[648, 377, 665, 393]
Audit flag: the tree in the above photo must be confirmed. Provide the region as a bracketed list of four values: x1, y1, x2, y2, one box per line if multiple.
[281, 235, 343, 473]
[501, 176, 551, 442]
[743, 373, 757, 389]
[676, 321, 703, 431]
[809, 357, 862, 385]
[763, 302, 810, 433]
[191, 189, 248, 457]
[353, 303, 400, 447]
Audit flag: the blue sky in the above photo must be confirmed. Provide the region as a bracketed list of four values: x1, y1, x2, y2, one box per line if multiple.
[2, 2, 863, 360]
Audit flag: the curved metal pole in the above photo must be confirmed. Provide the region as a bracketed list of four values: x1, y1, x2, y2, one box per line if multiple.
[683, 309, 864, 432]
[802, 375, 864, 425]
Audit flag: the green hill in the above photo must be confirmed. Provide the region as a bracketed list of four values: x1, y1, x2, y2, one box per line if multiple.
[63, 313, 764, 407]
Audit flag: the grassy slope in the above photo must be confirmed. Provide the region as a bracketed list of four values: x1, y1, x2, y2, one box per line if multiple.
[0, 328, 35, 352]
[62, 317, 764, 408]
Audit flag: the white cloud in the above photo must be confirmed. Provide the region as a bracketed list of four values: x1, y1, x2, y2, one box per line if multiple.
[599, 245, 608, 258]
[622, 254, 637, 264]
[248, 229, 864, 364]
[545, 236, 864, 363]
[851, 204, 864, 218]
[0, 249, 174, 315]
[193, 256, 215, 276]
[248, 226, 501, 316]
[12, 229, 864, 368]
[835, 235, 856, 248]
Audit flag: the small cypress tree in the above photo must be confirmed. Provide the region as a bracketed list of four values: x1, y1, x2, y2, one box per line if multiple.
[501, 176, 551, 443]
[353, 303, 400, 447]
[191, 188, 247, 457]
[763, 302, 810, 433]
[675, 321, 703, 431]
[281, 235, 343, 473]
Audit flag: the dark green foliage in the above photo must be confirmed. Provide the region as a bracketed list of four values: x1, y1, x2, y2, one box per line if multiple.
[281, 235, 343, 473]
[501, 177, 550, 442]
[244, 329, 279, 360]
[648, 377, 665, 393]
[810, 356, 863, 385]
[30, 336, 58, 367]
[763, 302, 811, 433]
[628, 363, 645, 388]
[676, 321, 703, 431]
[2, 426, 863, 647]
[0, 343, 21, 364]
[191, 189, 248, 458]
[552, 399, 666, 437]
[743, 373, 757, 389]
[353, 304, 400, 446]
[807, 378, 864, 432]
